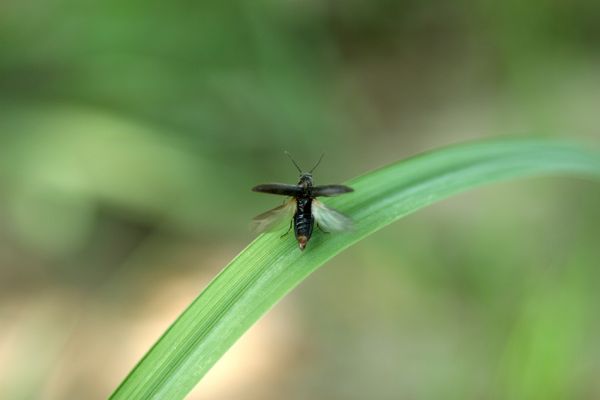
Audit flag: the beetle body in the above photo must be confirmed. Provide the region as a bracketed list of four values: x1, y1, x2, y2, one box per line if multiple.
[252, 154, 354, 250]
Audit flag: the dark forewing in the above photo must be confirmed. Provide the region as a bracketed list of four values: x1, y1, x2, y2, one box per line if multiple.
[311, 184, 354, 197]
[251, 198, 297, 233]
[252, 183, 303, 196]
[312, 199, 354, 232]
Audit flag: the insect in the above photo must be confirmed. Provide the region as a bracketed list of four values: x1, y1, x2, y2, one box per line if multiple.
[252, 152, 354, 250]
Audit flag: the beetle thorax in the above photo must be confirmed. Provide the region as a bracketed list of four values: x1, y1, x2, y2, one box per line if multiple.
[298, 174, 313, 189]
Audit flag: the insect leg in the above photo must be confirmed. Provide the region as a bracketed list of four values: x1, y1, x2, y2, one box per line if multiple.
[280, 220, 293, 238]
[316, 223, 330, 234]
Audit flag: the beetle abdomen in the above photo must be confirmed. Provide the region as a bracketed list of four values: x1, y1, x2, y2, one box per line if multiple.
[294, 197, 313, 250]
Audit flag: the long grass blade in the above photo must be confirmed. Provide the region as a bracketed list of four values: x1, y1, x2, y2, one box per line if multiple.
[110, 139, 600, 399]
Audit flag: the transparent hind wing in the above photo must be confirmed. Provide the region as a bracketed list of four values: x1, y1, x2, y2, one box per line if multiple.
[251, 198, 297, 234]
[312, 199, 354, 232]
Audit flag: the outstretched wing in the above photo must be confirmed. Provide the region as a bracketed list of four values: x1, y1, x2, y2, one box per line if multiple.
[252, 183, 303, 196]
[311, 184, 353, 197]
[312, 199, 353, 232]
[251, 198, 297, 234]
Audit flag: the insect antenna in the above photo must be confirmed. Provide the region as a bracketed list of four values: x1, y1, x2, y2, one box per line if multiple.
[284, 151, 303, 173]
[309, 153, 325, 173]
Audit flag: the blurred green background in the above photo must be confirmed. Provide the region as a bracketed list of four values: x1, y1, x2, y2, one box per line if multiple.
[1, 1, 599, 399]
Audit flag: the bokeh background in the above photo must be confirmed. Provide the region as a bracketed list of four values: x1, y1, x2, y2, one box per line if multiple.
[1, 1, 600, 399]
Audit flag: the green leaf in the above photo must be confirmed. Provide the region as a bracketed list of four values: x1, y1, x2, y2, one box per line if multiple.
[110, 138, 600, 400]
